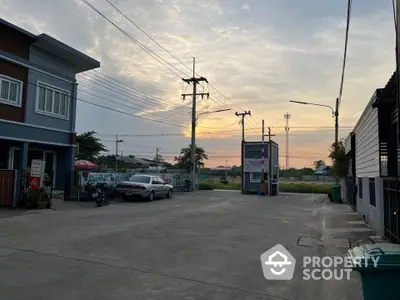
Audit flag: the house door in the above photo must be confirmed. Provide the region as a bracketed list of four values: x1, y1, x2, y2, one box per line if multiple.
[346, 175, 356, 210]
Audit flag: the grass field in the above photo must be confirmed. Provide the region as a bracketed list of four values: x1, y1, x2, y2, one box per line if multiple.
[200, 180, 332, 194]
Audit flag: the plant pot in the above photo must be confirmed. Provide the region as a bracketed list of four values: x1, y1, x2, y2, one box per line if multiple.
[37, 201, 47, 209]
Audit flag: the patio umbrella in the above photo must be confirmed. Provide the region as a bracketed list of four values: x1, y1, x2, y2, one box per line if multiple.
[74, 160, 97, 170]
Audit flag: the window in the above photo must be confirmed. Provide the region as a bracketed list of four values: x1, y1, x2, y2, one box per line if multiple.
[0, 74, 22, 106]
[36, 82, 69, 119]
[358, 178, 363, 199]
[250, 172, 262, 183]
[369, 178, 376, 207]
[129, 176, 150, 183]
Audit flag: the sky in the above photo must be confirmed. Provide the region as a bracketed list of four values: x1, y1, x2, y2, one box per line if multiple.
[0, 0, 396, 168]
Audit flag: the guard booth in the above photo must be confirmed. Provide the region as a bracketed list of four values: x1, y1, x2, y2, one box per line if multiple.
[242, 141, 279, 194]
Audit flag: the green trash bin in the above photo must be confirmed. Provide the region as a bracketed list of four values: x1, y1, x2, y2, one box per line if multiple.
[348, 243, 400, 300]
[331, 184, 341, 202]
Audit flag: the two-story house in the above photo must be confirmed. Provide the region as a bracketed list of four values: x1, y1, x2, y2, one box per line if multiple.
[0, 18, 100, 203]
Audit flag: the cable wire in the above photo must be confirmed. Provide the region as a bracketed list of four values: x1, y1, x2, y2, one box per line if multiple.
[337, 0, 352, 108]
[26, 80, 187, 128]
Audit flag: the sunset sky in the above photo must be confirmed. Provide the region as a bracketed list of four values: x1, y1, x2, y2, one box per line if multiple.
[1, 0, 395, 168]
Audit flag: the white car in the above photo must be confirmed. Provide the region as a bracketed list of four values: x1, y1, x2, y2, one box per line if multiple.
[116, 175, 173, 201]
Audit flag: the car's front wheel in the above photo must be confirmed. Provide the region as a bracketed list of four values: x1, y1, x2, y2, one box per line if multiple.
[148, 191, 154, 202]
[166, 189, 172, 198]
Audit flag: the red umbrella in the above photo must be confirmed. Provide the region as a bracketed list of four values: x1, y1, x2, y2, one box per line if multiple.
[74, 160, 97, 170]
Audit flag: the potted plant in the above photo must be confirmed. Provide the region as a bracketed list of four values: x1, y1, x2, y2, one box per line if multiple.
[37, 192, 47, 209]
[25, 188, 50, 209]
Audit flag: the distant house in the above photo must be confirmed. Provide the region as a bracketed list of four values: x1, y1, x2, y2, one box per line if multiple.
[0, 18, 100, 205]
[314, 165, 331, 175]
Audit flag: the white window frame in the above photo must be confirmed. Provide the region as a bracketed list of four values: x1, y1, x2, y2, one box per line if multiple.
[0, 74, 23, 107]
[35, 80, 70, 120]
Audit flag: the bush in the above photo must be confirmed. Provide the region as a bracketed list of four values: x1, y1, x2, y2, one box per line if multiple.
[199, 183, 213, 190]
[279, 183, 332, 194]
[200, 180, 241, 190]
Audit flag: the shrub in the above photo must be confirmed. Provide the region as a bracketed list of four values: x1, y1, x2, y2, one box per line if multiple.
[279, 183, 331, 194]
[199, 183, 213, 190]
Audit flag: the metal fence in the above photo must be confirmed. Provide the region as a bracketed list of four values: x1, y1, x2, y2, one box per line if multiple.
[0, 170, 16, 207]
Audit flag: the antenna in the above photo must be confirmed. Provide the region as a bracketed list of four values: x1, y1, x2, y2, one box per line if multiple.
[284, 112, 291, 169]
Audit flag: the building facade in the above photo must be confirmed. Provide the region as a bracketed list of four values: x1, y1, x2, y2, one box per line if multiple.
[0, 18, 100, 200]
[242, 141, 279, 194]
[342, 72, 400, 243]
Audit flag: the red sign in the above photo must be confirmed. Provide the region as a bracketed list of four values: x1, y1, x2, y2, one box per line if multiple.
[29, 176, 41, 190]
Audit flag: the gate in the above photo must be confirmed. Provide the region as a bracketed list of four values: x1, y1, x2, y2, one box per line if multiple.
[0, 170, 16, 207]
[346, 175, 356, 210]
[383, 178, 400, 244]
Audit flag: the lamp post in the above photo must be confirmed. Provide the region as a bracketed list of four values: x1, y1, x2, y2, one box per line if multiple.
[191, 108, 231, 191]
[289, 99, 339, 146]
[196, 108, 232, 121]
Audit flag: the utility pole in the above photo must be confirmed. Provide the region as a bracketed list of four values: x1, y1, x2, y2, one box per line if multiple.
[266, 127, 275, 195]
[182, 57, 209, 192]
[225, 160, 228, 179]
[235, 111, 251, 142]
[115, 134, 123, 169]
[334, 98, 339, 147]
[235, 111, 251, 193]
[260, 120, 266, 196]
[155, 147, 161, 161]
[284, 112, 291, 170]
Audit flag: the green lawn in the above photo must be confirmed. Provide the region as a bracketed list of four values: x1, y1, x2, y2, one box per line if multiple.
[200, 180, 332, 194]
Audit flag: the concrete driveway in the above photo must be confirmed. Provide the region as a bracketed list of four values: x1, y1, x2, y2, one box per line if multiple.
[0, 191, 365, 299]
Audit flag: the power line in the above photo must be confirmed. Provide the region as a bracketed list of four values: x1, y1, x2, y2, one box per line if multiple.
[81, 71, 192, 113]
[339, 109, 363, 121]
[26, 80, 187, 128]
[95, 126, 354, 137]
[77, 77, 191, 122]
[337, 0, 352, 108]
[78, 86, 190, 124]
[80, 0, 187, 78]
[93, 0, 258, 128]
[104, 0, 192, 74]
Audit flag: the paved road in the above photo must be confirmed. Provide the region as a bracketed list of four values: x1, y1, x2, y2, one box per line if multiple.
[0, 191, 363, 300]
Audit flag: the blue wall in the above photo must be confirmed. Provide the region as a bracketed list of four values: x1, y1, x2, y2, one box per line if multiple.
[26, 47, 76, 132]
[0, 121, 71, 145]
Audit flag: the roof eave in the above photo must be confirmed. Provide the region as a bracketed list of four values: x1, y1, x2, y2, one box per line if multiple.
[34, 34, 100, 73]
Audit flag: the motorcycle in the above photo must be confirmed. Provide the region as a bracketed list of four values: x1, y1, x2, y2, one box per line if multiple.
[89, 183, 109, 207]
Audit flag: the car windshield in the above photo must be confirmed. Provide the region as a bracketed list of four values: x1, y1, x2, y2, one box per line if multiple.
[129, 176, 150, 183]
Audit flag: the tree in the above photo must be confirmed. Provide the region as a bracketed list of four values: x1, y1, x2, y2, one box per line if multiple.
[329, 140, 349, 179]
[76, 131, 107, 161]
[153, 153, 165, 164]
[174, 144, 208, 171]
[313, 160, 325, 171]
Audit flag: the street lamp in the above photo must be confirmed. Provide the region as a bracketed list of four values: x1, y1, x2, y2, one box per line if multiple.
[196, 108, 231, 121]
[289, 99, 339, 145]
